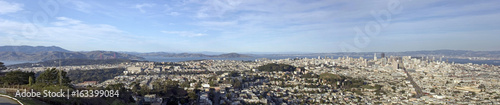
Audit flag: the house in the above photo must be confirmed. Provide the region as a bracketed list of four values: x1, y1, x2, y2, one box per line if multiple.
[127, 66, 143, 74]
[144, 94, 162, 104]
[75, 81, 98, 87]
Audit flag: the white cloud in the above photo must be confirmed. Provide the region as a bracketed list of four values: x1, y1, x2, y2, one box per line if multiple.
[173, 0, 500, 52]
[197, 21, 237, 27]
[69, 1, 92, 13]
[51, 17, 82, 26]
[196, 0, 242, 18]
[3, 0, 498, 52]
[0, 0, 23, 14]
[134, 3, 155, 13]
[187, 0, 360, 41]
[0, 17, 135, 50]
[0, 18, 30, 37]
[43, 17, 125, 41]
[161, 31, 207, 37]
[190, 0, 370, 31]
[168, 12, 179, 16]
[65, 1, 131, 19]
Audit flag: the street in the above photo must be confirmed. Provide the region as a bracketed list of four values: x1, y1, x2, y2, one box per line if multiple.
[0, 96, 19, 105]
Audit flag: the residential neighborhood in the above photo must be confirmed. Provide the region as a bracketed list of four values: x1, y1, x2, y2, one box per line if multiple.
[6, 54, 500, 104]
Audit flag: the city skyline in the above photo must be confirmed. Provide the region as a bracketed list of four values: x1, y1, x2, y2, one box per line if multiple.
[1, 0, 500, 53]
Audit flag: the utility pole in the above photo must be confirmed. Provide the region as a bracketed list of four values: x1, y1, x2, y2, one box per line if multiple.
[58, 60, 62, 86]
[59, 69, 62, 86]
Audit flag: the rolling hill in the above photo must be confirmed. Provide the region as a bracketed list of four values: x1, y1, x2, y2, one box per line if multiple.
[0, 46, 144, 61]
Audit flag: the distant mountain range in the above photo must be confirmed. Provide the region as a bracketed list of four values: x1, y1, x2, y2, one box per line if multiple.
[1, 46, 499, 61]
[0, 46, 144, 61]
[135, 52, 252, 58]
[7, 59, 140, 68]
[0, 46, 251, 61]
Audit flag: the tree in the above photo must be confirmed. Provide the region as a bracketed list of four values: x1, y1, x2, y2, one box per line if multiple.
[302, 73, 319, 78]
[0, 71, 35, 85]
[111, 99, 126, 105]
[180, 81, 190, 88]
[130, 81, 141, 94]
[58, 69, 63, 85]
[145, 80, 189, 104]
[0, 62, 6, 74]
[257, 63, 297, 72]
[194, 82, 201, 90]
[36, 68, 71, 86]
[470, 92, 476, 96]
[229, 71, 240, 77]
[231, 79, 242, 89]
[106, 83, 134, 103]
[319, 73, 367, 90]
[319, 73, 343, 84]
[209, 80, 218, 87]
[29, 76, 33, 86]
[188, 91, 197, 100]
[478, 84, 486, 92]
[67, 68, 124, 83]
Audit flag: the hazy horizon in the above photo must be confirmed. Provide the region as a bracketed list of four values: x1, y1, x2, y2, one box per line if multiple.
[2, 45, 500, 54]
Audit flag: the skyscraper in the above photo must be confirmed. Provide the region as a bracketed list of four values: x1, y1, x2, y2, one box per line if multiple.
[392, 59, 398, 70]
[374, 53, 377, 61]
[381, 53, 385, 58]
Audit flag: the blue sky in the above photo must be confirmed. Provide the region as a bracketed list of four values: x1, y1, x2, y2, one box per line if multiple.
[0, 0, 499, 53]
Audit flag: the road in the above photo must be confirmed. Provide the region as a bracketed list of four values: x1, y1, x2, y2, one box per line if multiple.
[0, 96, 20, 105]
[403, 68, 424, 98]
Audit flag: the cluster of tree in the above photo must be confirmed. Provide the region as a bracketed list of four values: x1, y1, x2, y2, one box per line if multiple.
[0, 67, 135, 105]
[0, 68, 71, 87]
[67, 68, 124, 83]
[319, 73, 367, 90]
[0, 71, 35, 85]
[35, 68, 72, 86]
[130, 80, 189, 104]
[0, 62, 6, 71]
[229, 71, 240, 77]
[319, 73, 343, 83]
[257, 63, 300, 72]
[301, 73, 319, 78]
[0, 62, 6, 76]
[104, 83, 135, 103]
[231, 78, 243, 89]
[9, 59, 140, 68]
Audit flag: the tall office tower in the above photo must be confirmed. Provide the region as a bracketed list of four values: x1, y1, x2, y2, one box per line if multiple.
[398, 59, 405, 69]
[382, 58, 387, 65]
[393, 59, 399, 70]
[381, 53, 385, 58]
[374, 53, 377, 61]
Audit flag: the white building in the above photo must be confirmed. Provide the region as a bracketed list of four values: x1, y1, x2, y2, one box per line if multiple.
[127, 66, 142, 74]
